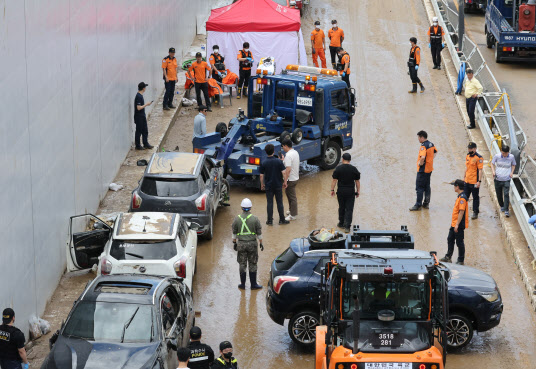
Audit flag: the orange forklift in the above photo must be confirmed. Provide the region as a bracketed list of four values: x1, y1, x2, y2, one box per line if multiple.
[316, 227, 448, 369]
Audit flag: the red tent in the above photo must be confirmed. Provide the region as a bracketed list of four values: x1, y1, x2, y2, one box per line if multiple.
[206, 0, 301, 32]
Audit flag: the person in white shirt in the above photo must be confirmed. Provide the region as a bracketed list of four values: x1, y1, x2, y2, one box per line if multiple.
[282, 138, 300, 221]
[177, 347, 191, 369]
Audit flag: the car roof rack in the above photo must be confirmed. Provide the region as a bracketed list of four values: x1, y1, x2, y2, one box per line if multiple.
[348, 225, 414, 249]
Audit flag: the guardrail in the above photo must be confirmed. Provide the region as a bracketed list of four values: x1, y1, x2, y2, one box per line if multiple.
[432, 0, 536, 262]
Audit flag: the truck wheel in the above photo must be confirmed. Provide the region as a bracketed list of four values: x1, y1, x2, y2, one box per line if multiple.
[216, 122, 228, 137]
[495, 42, 503, 63]
[319, 140, 341, 170]
[292, 128, 303, 144]
[446, 313, 474, 350]
[280, 131, 291, 142]
[288, 310, 319, 347]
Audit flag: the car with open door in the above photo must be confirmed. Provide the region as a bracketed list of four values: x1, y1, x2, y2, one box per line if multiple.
[67, 212, 198, 290]
[41, 275, 194, 369]
[129, 152, 230, 240]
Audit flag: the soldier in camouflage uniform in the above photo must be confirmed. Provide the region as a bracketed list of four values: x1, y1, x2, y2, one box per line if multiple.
[232, 198, 263, 290]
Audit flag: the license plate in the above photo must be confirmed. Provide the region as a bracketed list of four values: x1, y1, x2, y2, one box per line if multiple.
[365, 363, 411, 369]
[297, 97, 313, 107]
[371, 332, 402, 347]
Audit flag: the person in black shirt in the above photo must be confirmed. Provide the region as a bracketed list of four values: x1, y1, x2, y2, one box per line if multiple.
[211, 341, 238, 369]
[134, 82, 153, 150]
[0, 308, 29, 369]
[259, 144, 289, 226]
[187, 326, 214, 369]
[331, 153, 361, 233]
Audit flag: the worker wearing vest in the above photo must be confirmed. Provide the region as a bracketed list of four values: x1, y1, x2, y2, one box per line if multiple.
[211, 341, 238, 369]
[209, 45, 225, 83]
[427, 17, 445, 70]
[408, 37, 425, 94]
[336, 47, 351, 87]
[232, 198, 263, 290]
[236, 42, 254, 99]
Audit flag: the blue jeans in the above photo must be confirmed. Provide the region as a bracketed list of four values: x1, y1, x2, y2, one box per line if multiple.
[0, 359, 22, 369]
[415, 172, 431, 207]
[494, 179, 511, 210]
[466, 97, 477, 127]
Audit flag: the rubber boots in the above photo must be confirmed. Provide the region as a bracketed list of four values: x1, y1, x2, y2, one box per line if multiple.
[243, 87, 248, 97]
[238, 272, 246, 290]
[249, 272, 263, 290]
[237, 87, 242, 99]
[408, 83, 418, 93]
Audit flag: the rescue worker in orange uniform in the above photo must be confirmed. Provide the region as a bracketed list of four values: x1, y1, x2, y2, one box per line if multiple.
[440, 179, 469, 265]
[209, 45, 225, 83]
[311, 21, 326, 68]
[464, 142, 484, 219]
[427, 17, 445, 70]
[237, 42, 254, 99]
[336, 47, 351, 87]
[162, 47, 178, 110]
[188, 52, 212, 111]
[408, 37, 425, 93]
[410, 130, 438, 211]
[328, 20, 344, 69]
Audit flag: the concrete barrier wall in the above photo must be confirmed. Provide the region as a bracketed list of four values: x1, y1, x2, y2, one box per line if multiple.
[0, 0, 213, 338]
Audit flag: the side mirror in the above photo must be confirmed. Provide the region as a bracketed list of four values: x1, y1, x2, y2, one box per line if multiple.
[166, 338, 177, 351]
[189, 222, 201, 231]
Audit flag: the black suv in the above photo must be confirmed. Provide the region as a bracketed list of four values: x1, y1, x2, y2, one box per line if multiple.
[130, 152, 229, 239]
[266, 229, 503, 350]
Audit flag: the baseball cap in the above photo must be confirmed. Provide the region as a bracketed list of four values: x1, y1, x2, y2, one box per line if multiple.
[169, 47, 176, 53]
[450, 179, 465, 188]
[2, 308, 14, 324]
[190, 326, 202, 339]
[138, 82, 148, 90]
[342, 153, 351, 161]
[468, 142, 477, 149]
[220, 341, 233, 351]
[315, 21, 320, 25]
[195, 52, 202, 58]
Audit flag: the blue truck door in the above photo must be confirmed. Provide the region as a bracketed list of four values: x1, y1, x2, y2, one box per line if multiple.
[326, 87, 352, 149]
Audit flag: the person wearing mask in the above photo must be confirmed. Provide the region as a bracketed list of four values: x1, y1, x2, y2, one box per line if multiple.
[328, 20, 344, 69]
[410, 130, 438, 211]
[440, 179, 469, 265]
[211, 341, 238, 369]
[282, 139, 300, 221]
[134, 82, 154, 150]
[336, 47, 351, 87]
[408, 37, 425, 93]
[0, 308, 29, 369]
[236, 42, 254, 99]
[162, 47, 178, 110]
[177, 347, 191, 369]
[427, 16, 445, 70]
[311, 21, 326, 68]
[491, 145, 516, 217]
[188, 52, 212, 111]
[463, 69, 483, 129]
[331, 153, 361, 233]
[193, 106, 208, 140]
[260, 144, 289, 226]
[464, 142, 484, 219]
[187, 326, 214, 369]
[209, 45, 225, 83]
[232, 198, 263, 290]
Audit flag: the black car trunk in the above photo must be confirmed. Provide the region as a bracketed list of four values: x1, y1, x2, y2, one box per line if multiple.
[139, 177, 201, 213]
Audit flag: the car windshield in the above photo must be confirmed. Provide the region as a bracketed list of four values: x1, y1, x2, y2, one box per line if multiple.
[63, 302, 155, 342]
[342, 280, 430, 320]
[110, 240, 178, 261]
[141, 178, 199, 197]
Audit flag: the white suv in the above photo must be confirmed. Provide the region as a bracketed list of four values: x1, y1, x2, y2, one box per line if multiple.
[67, 212, 198, 290]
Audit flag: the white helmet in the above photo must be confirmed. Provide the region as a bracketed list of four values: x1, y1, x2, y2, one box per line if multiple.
[432, 16, 438, 23]
[241, 198, 253, 209]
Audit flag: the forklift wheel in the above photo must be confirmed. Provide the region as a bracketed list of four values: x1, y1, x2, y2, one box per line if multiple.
[280, 131, 291, 142]
[216, 122, 228, 137]
[292, 128, 303, 144]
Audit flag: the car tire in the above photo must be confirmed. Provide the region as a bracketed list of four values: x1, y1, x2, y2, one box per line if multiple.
[319, 140, 341, 170]
[446, 313, 474, 350]
[292, 128, 303, 144]
[288, 310, 319, 347]
[204, 214, 214, 240]
[216, 122, 228, 137]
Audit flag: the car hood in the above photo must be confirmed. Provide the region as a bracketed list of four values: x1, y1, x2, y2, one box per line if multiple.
[446, 263, 497, 291]
[44, 336, 159, 369]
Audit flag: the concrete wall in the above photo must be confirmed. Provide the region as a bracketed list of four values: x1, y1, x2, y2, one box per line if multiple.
[0, 0, 213, 338]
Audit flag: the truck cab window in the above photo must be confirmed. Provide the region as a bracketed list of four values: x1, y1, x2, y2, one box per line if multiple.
[331, 89, 349, 113]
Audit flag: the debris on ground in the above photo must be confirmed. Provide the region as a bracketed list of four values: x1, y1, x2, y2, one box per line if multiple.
[29, 316, 50, 340]
[109, 183, 124, 191]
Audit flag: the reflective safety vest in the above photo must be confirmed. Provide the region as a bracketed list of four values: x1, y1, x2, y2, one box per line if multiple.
[216, 357, 238, 367]
[429, 25, 443, 43]
[237, 214, 255, 236]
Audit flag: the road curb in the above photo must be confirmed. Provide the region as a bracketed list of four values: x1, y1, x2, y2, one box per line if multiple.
[421, 0, 536, 311]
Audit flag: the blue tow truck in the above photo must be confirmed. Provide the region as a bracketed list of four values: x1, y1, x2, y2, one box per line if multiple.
[485, 0, 536, 62]
[193, 65, 356, 187]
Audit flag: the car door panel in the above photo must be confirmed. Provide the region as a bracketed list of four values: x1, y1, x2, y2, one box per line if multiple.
[67, 214, 111, 272]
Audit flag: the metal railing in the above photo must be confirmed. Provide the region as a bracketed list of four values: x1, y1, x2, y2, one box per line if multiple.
[433, 0, 536, 261]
